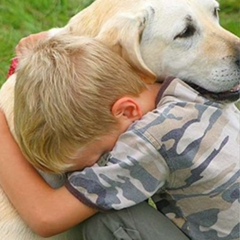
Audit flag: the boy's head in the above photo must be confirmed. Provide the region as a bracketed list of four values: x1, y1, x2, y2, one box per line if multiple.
[14, 34, 147, 174]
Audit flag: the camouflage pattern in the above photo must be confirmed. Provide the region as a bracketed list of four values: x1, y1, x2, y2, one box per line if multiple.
[66, 78, 240, 240]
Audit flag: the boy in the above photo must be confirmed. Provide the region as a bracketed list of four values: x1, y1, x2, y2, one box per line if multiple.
[0, 34, 188, 239]
[13, 33, 157, 174]
[66, 79, 240, 240]
[0, 34, 239, 239]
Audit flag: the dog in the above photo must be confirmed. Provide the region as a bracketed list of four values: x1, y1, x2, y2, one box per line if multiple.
[0, 0, 239, 239]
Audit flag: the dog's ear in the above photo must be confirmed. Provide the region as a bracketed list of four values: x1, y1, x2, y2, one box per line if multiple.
[96, 8, 156, 84]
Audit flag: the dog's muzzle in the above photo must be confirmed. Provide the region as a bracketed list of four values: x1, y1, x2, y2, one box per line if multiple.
[190, 83, 240, 102]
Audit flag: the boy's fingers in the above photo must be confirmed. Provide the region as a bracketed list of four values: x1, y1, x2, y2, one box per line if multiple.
[16, 31, 49, 57]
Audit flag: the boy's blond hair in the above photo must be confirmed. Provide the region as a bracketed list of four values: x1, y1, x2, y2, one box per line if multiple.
[14, 35, 147, 174]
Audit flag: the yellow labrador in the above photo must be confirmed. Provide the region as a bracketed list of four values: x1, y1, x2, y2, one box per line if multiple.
[65, 0, 240, 97]
[0, 0, 239, 239]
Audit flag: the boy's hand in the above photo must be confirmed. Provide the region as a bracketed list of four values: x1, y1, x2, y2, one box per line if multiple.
[16, 31, 49, 58]
[8, 28, 61, 78]
[7, 31, 49, 78]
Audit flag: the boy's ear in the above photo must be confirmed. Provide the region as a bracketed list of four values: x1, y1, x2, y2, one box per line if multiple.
[112, 97, 143, 121]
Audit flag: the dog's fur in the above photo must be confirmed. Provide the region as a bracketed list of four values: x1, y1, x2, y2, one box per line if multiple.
[0, 0, 239, 239]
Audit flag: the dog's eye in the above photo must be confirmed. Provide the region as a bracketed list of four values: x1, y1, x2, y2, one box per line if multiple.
[213, 7, 220, 18]
[174, 25, 196, 39]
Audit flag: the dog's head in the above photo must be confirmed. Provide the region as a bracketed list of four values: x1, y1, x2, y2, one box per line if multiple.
[139, 0, 240, 102]
[55, 0, 240, 101]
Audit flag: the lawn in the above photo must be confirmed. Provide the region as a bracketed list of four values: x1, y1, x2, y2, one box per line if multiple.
[0, 0, 239, 86]
[0, 0, 94, 85]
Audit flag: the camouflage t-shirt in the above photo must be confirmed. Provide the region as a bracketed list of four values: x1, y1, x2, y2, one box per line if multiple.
[66, 78, 240, 240]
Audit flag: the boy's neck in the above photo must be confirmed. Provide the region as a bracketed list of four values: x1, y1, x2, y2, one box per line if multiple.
[68, 83, 162, 172]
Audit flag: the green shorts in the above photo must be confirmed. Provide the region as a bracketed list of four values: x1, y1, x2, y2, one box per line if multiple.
[77, 201, 189, 240]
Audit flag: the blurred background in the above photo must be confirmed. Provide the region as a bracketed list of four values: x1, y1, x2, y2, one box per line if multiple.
[0, 0, 239, 86]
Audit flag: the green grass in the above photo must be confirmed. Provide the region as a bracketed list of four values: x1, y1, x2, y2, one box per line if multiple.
[0, 0, 239, 87]
[218, 0, 240, 36]
[0, 0, 94, 85]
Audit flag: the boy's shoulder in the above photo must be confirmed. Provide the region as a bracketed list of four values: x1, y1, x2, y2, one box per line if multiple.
[131, 77, 239, 158]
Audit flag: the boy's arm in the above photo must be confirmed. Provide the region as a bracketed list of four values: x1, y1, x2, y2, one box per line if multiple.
[66, 126, 169, 211]
[0, 111, 97, 237]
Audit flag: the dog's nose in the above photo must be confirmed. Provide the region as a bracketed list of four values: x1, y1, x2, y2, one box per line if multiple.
[236, 42, 240, 67]
[236, 59, 240, 67]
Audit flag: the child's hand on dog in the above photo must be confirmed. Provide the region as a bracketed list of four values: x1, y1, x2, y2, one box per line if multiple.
[16, 31, 48, 58]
